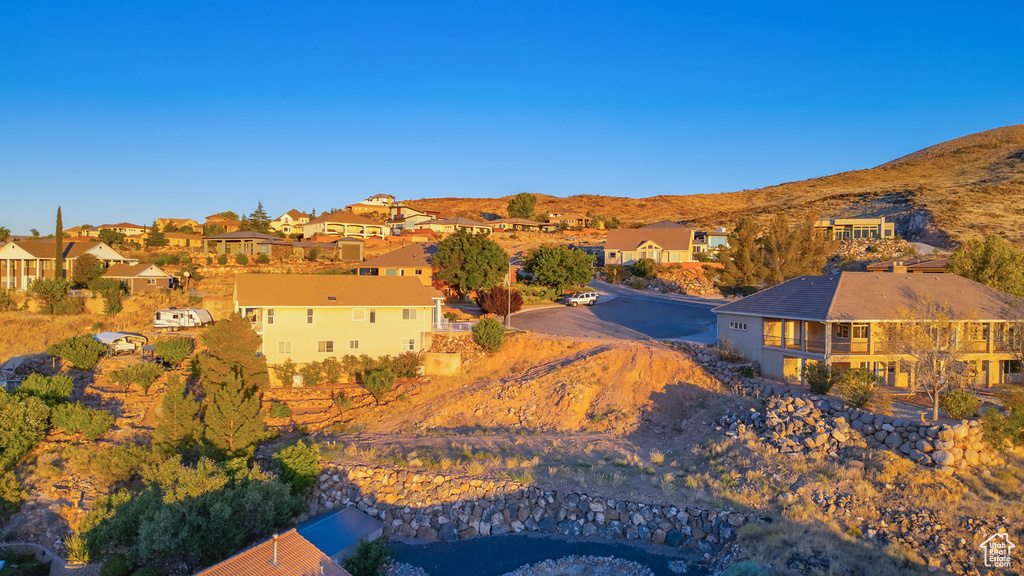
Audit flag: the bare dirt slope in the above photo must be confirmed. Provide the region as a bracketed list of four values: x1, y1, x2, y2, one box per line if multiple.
[408, 125, 1024, 245]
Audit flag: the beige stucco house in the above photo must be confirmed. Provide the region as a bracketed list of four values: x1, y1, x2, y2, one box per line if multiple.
[604, 226, 694, 266]
[270, 209, 312, 236]
[234, 274, 445, 365]
[358, 243, 437, 286]
[417, 217, 493, 235]
[301, 211, 388, 239]
[712, 272, 1023, 388]
[814, 217, 895, 240]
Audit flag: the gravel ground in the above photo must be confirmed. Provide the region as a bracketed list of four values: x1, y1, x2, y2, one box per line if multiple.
[499, 555, 655, 576]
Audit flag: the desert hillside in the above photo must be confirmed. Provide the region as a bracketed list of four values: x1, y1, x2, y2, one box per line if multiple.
[409, 125, 1024, 246]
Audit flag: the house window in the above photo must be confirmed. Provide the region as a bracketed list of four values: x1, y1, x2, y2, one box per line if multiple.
[414, 269, 422, 275]
[267, 309, 274, 325]
[402, 308, 417, 320]
[278, 341, 291, 355]
[852, 324, 869, 339]
[307, 309, 314, 324]
[318, 341, 334, 353]
[369, 309, 376, 323]
[1004, 360, 1022, 374]
[146, 279, 156, 285]
[608, 252, 617, 259]
[729, 321, 748, 331]
[835, 324, 851, 338]
[402, 338, 416, 352]
[353, 308, 365, 321]
[349, 340, 359, 350]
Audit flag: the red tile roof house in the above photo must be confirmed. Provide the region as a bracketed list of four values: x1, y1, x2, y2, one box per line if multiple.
[0, 240, 134, 290]
[712, 272, 1024, 388]
[101, 263, 174, 294]
[98, 222, 149, 236]
[194, 529, 351, 576]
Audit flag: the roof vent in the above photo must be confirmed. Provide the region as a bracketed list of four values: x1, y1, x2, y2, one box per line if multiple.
[270, 533, 280, 567]
[328, 296, 337, 301]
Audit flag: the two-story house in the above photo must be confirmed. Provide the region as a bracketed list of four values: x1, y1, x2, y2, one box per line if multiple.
[98, 222, 148, 236]
[300, 211, 388, 239]
[270, 210, 312, 236]
[416, 217, 492, 235]
[547, 212, 591, 229]
[0, 240, 134, 290]
[603, 226, 694, 266]
[814, 217, 895, 240]
[235, 274, 445, 365]
[712, 272, 1024, 387]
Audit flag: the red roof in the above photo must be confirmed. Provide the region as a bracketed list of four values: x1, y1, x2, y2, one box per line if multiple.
[195, 529, 350, 576]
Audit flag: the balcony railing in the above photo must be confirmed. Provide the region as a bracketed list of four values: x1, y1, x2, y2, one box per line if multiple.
[963, 341, 990, 353]
[831, 341, 869, 355]
[762, 336, 825, 353]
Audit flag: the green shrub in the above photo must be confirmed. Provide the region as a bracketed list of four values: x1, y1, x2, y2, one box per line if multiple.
[272, 440, 320, 496]
[0, 470, 27, 517]
[235, 253, 248, 265]
[630, 258, 658, 278]
[51, 403, 115, 439]
[443, 311, 458, 322]
[90, 278, 126, 316]
[802, 361, 838, 394]
[90, 444, 156, 485]
[256, 253, 270, 264]
[206, 256, 213, 265]
[306, 247, 321, 261]
[939, 389, 980, 419]
[109, 362, 165, 394]
[100, 553, 130, 576]
[344, 537, 390, 576]
[130, 568, 165, 576]
[835, 367, 877, 408]
[629, 277, 646, 290]
[722, 561, 768, 576]
[693, 252, 713, 263]
[47, 335, 108, 370]
[217, 254, 228, 265]
[362, 369, 395, 404]
[272, 358, 298, 386]
[64, 532, 90, 564]
[335, 394, 353, 413]
[320, 357, 345, 384]
[269, 403, 292, 419]
[152, 338, 194, 367]
[981, 388, 1024, 451]
[300, 362, 323, 387]
[15, 373, 74, 405]
[0, 288, 18, 311]
[472, 318, 505, 352]
[393, 352, 421, 379]
[28, 278, 73, 315]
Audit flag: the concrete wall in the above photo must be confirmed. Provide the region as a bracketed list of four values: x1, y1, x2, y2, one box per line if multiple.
[258, 305, 434, 364]
[422, 352, 461, 376]
[716, 313, 764, 365]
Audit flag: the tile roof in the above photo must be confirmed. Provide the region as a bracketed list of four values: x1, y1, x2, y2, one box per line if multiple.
[102, 263, 171, 278]
[305, 211, 380, 226]
[713, 272, 1024, 322]
[235, 274, 443, 307]
[5, 240, 113, 260]
[194, 529, 350, 576]
[286, 209, 311, 219]
[100, 222, 146, 229]
[642, 220, 686, 229]
[604, 228, 693, 252]
[865, 258, 949, 272]
[359, 243, 437, 269]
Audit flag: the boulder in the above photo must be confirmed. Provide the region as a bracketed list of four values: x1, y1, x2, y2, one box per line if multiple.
[931, 450, 955, 466]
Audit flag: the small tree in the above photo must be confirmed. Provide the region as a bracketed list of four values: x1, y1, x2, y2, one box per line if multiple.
[272, 440, 320, 496]
[948, 234, 1024, 297]
[473, 318, 505, 352]
[939, 390, 980, 419]
[256, 253, 270, 264]
[55, 206, 65, 279]
[72, 253, 103, 287]
[0, 226, 10, 243]
[344, 537, 391, 576]
[717, 217, 767, 295]
[834, 367, 878, 408]
[199, 315, 270, 398]
[760, 213, 835, 287]
[523, 244, 595, 297]
[630, 258, 658, 279]
[145, 221, 168, 248]
[478, 285, 523, 323]
[217, 254, 228, 265]
[272, 359, 298, 386]
[89, 277, 125, 315]
[434, 229, 509, 301]
[14, 373, 74, 406]
[153, 338, 194, 367]
[204, 373, 264, 458]
[47, 335, 108, 370]
[152, 376, 201, 456]
[98, 229, 125, 246]
[0, 391, 51, 467]
[507, 192, 537, 219]
[51, 403, 115, 439]
[362, 368, 395, 404]
[28, 277, 72, 314]
[109, 362, 165, 394]
[802, 361, 839, 394]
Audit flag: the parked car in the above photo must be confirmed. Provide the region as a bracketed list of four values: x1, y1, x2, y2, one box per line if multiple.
[564, 292, 599, 306]
[154, 308, 214, 331]
[94, 332, 149, 355]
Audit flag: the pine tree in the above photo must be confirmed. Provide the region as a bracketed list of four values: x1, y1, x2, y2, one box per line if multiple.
[249, 202, 271, 233]
[717, 217, 767, 294]
[199, 315, 270, 399]
[761, 213, 834, 286]
[145, 221, 168, 248]
[507, 192, 537, 219]
[55, 206, 64, 279]
[152, 375, 201, 455]
[204, 372, 264, 458]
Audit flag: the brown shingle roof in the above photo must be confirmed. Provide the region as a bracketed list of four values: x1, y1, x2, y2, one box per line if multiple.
[713, 272, 1024, 322]
[235, 274, 443, 307]
[10, 240, 108, 259]
[604, 228, 693, 252]
[286, 209, 311, 219]
[102, 263, 170, 279]
[642, 220, 686, 229]
[194, 529, 350, 576]
[359, 243, 437, 269]
[865, 258, 949, 272]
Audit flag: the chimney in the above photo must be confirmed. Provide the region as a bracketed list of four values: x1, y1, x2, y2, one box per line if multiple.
[270, 533, 280, 567]
[892, 261, 907, 274]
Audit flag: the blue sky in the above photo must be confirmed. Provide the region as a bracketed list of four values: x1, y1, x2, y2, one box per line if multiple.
[2, 1, 1022, 234]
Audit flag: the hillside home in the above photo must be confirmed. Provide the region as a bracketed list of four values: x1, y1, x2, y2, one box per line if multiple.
[0, 240, 134, 290]
[99, 222, 148, 236]
[101, 263, 174, 293]
[202, 231, 280, 255]
[387, 203, 439, 235]
[162, 232, 206, 249]
[604, 226, 695, 266]
[489, 218, 558, 233]
[301, 211, 388, 239]
[417, 217, 493, 235]
[712, 272, 1024, 387]
[547, 212, 591, 229]
[344, 202, 390, 216]
[865, 258, 948, 273]
[693, 228, 730, 253]
[65, 225, 100, 238]
[364, 193, 396, 206]
[202, 214, 241, 236]
[235, 274, 445, 364]
[269, 210, 311, 236]
[358, 243, 437, 286]
[815, 217, 895, 240]
[194, 529, 351, 576]
[155, 218, 200, 232]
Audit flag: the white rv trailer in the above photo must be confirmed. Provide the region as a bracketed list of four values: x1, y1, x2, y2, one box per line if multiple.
[153, 308, 214, 331]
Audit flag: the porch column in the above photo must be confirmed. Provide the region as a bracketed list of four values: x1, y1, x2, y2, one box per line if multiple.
[868, 324, 875, 355]
[987, 322, 994, 354]
[824, 323, 832, 360]
[801, 321, 807, 352]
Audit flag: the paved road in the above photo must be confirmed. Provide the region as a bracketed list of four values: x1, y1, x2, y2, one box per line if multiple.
[511, 281, 721, 344]
[391, 533, 706, 576]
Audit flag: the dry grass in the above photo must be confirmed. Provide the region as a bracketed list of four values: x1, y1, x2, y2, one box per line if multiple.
[0, 311, 103, 362]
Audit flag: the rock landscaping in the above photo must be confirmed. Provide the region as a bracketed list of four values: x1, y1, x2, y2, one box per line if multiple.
[498, 555, 655, 576]
[308, 464, 748, 552]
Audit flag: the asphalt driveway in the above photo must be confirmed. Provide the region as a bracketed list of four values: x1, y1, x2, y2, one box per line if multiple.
[511, 281, 720, 343]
